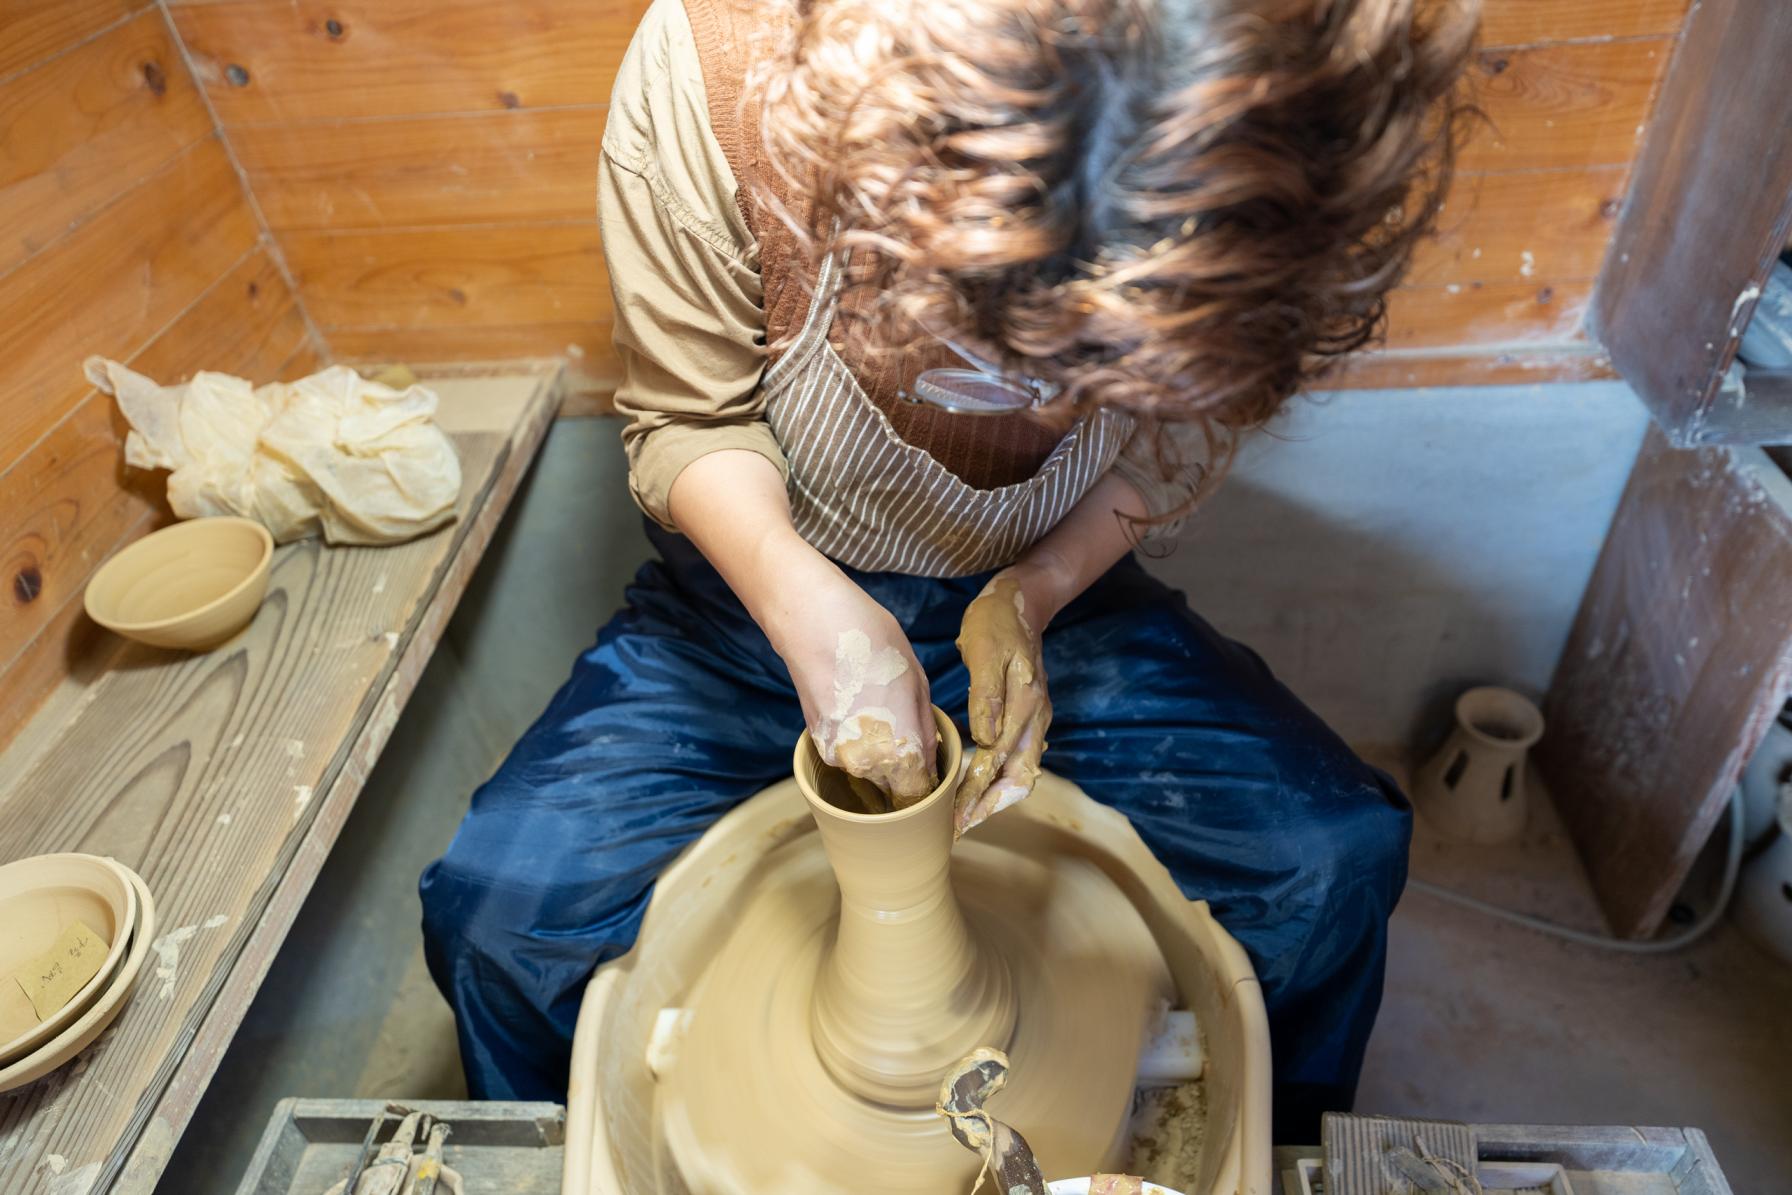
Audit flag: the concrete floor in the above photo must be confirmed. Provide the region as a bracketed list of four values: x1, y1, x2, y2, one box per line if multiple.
[162, 406, 1790, 1193]
[1359, 753, 1792, 1193]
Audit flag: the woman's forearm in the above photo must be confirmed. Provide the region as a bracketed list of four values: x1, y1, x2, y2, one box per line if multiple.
[1002, 470, 1150, 625]
[673, 451, 1150, 638]
[667, 448, 841, 645]
[670, 447, 939, 798]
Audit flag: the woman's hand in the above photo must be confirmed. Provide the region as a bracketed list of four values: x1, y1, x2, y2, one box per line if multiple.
[952, 471, 1163, 834]
[955, 572, 1050, 835]
[670, 449, 938, 805]
[669, 449, 1162, 821]
[775, 568, 939, 806]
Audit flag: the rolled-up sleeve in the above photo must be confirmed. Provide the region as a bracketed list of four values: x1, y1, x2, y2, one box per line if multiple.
[1108, 419, 1215, 541]
[598, 0, 781, 530]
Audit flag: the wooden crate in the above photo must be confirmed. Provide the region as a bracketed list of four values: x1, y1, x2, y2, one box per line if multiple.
[234, 1099, 564, 1195]
[1277, 1121, 1734, 1194]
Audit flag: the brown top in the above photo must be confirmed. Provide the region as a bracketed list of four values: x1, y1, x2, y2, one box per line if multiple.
[684, 0, 1062, 489]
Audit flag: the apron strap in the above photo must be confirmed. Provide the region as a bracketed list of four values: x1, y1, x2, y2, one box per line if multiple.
[762, 243, 844, 393]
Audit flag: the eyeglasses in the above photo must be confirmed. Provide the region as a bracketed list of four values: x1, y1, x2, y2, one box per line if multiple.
[908, 368, 1056, 415]
[901, 336, 1062, 416]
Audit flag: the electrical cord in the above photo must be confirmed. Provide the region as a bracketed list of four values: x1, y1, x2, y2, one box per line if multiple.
[1406, 785, 1746, 954]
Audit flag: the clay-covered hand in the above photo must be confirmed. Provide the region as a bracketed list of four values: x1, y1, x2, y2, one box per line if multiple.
[955, 573, 1050, 836]
[780, 572, 938, 807]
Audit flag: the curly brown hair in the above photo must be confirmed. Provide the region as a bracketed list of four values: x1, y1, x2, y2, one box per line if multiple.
[749, 0, 1480, 487]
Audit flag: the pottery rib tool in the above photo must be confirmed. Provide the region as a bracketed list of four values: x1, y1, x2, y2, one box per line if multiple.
[936, 1048, 1047, 1195]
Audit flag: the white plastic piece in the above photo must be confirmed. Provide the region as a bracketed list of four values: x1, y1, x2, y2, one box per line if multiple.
[1135, 1006, 1203, 1086]
[645, 1008, 692, 1082]
[1739, 260, 1792, 368]
[1734, 789, 1792, 965]
[1284, 1157, 1322, 1194]
[1047, 1180, 1185, 1194]
[1740, 718, 1792, 849]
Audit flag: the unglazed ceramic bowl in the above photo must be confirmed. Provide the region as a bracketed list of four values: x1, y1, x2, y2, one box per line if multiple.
[0, 853, 138, 1065]
[0, 863, 156, 1093]
[85, 516, 273, 650]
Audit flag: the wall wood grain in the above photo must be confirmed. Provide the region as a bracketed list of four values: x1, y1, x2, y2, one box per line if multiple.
[159, 0, 1686, 394]
[0, 7, 309, 748]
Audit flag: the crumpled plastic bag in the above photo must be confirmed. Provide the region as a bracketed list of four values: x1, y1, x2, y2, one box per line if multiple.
[85, 358, 462, 546]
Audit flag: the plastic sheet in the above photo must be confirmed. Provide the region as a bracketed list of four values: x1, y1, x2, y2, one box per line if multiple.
[87, 358, 462, 545]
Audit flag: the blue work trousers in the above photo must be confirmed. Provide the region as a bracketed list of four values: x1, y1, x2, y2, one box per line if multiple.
[420, 523, 1409, 1141]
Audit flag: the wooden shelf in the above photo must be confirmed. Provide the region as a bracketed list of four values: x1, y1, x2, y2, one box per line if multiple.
[0, 368, 560, 1194]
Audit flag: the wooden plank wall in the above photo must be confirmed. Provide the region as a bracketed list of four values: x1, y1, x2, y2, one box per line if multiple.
[0, 0, 1704, 749]
[1324, 2, 1690, 388]
[0, 1, 1709, 741]
[163, 0, 638, 404]
[1591, 0, 1792, 447]
[0, 4, 319, 747]
[155, 0, 1688, 403]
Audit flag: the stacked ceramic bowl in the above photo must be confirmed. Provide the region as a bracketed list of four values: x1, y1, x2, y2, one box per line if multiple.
[0, 854, 157, 1092]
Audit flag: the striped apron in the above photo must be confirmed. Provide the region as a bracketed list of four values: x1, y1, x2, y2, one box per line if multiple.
[763, 251, 1133, 577]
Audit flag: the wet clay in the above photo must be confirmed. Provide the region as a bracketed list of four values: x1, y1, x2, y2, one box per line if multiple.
[806, 722, 1015, 1104]
[815, 629, 937, 804]
[955, 575, 1050, 834]
[658, 710, 1172, 1193]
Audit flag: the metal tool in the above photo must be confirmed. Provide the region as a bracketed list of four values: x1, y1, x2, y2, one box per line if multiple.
[339, 1103, 411, 1195]
[904, 331, 1062, 416]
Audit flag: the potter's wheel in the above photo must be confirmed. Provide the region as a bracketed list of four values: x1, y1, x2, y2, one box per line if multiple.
[561, 770, 1275, 1195]
[660, 826, 1173, 1193]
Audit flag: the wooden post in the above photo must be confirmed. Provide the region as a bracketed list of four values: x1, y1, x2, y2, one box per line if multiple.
[1593, 0, 1792, 445]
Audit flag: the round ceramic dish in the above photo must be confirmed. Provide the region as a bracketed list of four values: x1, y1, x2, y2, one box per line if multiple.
[0, 854, 138, 1065]
[84, 516, 274, 650]
[0, 864, 156, 1094]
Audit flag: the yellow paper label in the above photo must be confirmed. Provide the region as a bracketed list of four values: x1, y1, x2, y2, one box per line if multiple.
[13, 919, 108, 1022]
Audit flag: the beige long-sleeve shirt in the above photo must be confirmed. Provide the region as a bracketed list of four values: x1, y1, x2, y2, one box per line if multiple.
[598, 0, 1206, 537]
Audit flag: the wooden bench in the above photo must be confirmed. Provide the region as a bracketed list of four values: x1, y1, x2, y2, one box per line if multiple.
[0, 368, 561, 1194]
